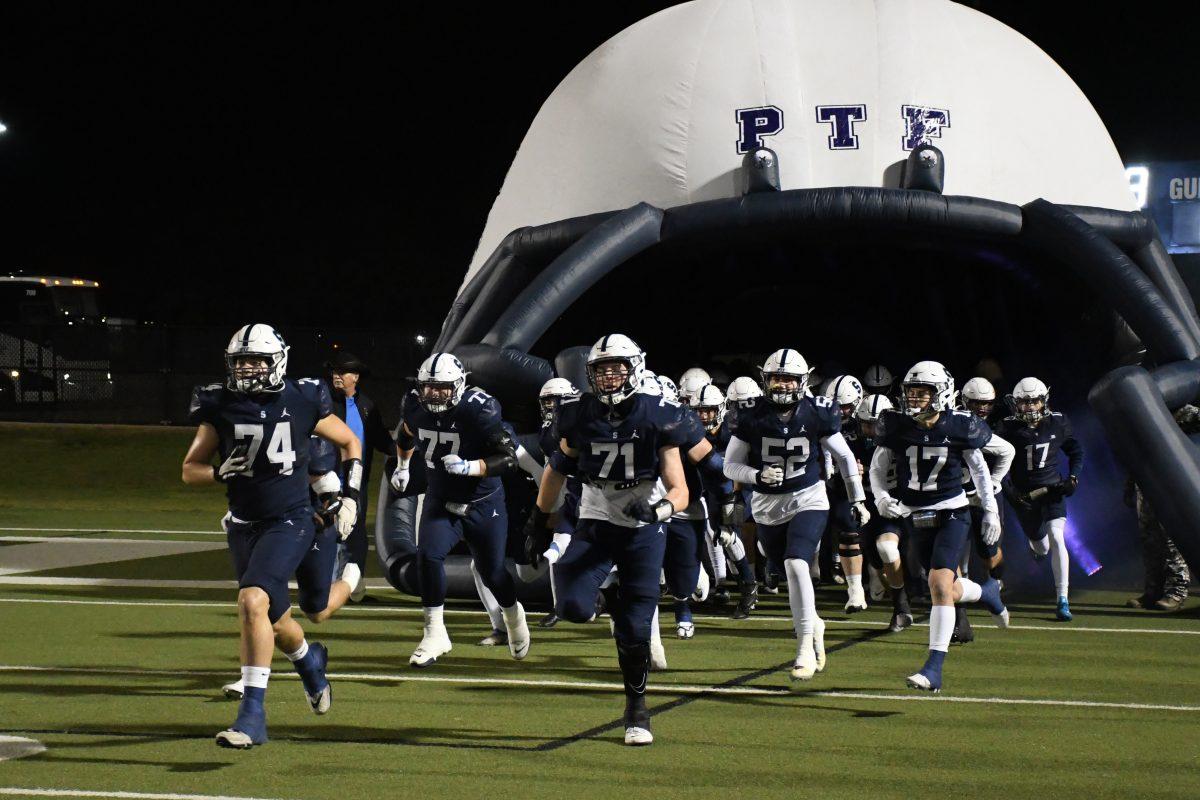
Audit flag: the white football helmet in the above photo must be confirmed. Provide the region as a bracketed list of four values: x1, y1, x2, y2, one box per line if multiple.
[678, 367, 712, 402]
[725, 376, 763, 410]
[1009, 376, 1051, 423]
[657, 375, 679, 402]
[417, 352, 467, 414]
[825, 375, 865, 419]
[760, 349, 809, 406]
[689, 383, 726, 434]
[587, 334, 646, 406]
[901, 361, 955, 420]
[961, 376, 996, 402]
[640, 374, 662, 396]
[538, 377, 580, 424]
[225, 324, 288, 394]
[854, 393, 894, 424]
[863, 364, 894, 394]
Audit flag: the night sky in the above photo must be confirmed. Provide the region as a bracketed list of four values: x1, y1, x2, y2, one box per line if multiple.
[0, 2, 1193, 333]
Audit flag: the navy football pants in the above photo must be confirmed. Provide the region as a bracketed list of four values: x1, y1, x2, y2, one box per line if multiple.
[663, 517, 704, 600]
[418, 490, 515, 608]
[903, 506, 971, 572]
[756, 509, 828, 566]
[226, 508, 317, 624]
[554, 518, 666, 645]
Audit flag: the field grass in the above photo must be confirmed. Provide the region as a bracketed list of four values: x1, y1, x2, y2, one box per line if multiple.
[1, 422, 1198, 800]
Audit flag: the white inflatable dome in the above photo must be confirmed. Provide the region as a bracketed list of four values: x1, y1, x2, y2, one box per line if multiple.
[464, 0, 1134, 286]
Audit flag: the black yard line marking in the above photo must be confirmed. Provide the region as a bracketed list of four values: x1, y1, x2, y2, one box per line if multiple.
[534, 619, 911, 751]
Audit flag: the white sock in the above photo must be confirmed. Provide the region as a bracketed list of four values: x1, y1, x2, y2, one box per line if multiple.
[650, 605, 662, 648]
[929, 605, 955, 653]
[242, 665, 271, 689]
[1047, 518, 1069, 597]
[846, 573, 863, 591]
[470, 561, 504, 630]
[711, 539, 727, 583]
[424, 605, 445, 629]
[726, 536, 747, 562]
[284, 640, 309, 662]
[784, 558, 816, 639]
[548, 563, 558, 609]
[957, 577, 982, 604]
[502, 602, 524, 623]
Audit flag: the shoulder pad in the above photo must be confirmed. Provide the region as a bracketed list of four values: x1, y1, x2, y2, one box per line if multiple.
[188, 383, 225, 425]
[295, 377, 333, 417]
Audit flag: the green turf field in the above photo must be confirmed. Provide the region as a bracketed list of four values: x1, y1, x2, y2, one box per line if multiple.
[1, 422, 1198, 800]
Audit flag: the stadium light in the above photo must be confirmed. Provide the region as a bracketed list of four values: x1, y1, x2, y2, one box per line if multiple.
[1125, 165, 1149, 209]
[415, 334, 427, 346]
[0, 121, 7, 135]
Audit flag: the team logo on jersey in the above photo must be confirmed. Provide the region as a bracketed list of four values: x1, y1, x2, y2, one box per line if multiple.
[735, 106, 784, 154]
[260, 410, 267, 419]
[281, 408, 290, 418]
[492, 509, 499, 518]
[815, 105, 866, 150]
[902, 105, 951, 151]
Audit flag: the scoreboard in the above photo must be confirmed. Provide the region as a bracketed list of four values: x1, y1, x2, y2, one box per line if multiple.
[1126, 162, 1200, 254]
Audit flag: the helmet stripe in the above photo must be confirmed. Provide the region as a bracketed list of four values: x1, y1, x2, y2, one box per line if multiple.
[432, 353, 442, 375]
[241, 325, 254, 348]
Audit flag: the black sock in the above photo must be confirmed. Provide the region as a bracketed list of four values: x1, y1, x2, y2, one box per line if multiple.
[616, 640, 650, 726]
[891, 586, 910, 615]
[990, 562, 1006, 581]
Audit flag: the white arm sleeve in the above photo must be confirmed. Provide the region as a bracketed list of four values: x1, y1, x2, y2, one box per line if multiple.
[869, 447, 895, 500]
[515, 445, 546, 484]
[821, 432, 865, 503]
[723, 436, 761, 486]
[982, 433, 1015, 489]
[964, 448, 997, 513]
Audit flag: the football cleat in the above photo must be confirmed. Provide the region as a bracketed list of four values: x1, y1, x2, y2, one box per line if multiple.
[692, 567, 710, 602]
[732, 582, 758, 619]
[502, 603, 531, 660]
[813, 617, 826, 672]
[478, 628, 508, 646]
[409, 626, 452, 668]
[222, 678, 244, 700]
[1056, 596, 1073, 621]
[889, 611, 914, 633]
[302, 643, 331, 715]
[950, 610, 974, 645]
[623, 696, 653, 746]
[1155, 595, 1186, 612]
[789, 644, 817, 684]
[676, 621, 695, 639]
[538, 612, 559, 628]
[624, 726, 654, 746]
[992, 608, 1011, 628]
[763, 571, 781, 594]
[979, 578, 1008, 619]
[844, 584, 868, 613]
[710, 587, 730, 606]
[905, 669, 942, 693]
[215, 700, 268, 749]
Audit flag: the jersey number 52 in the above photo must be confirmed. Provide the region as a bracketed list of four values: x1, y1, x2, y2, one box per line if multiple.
[761, 437, 810, 479]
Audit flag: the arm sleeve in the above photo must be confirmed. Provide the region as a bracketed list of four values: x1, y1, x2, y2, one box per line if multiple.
[697, 449, 733, 497]
[869, 447, 895, 500]
[722, 436, 761, 486]
[983, 433, 1015, 489]
[964, 448, 997, 513]
[516, 444, 546, 484]
[821, 432, 864, 502]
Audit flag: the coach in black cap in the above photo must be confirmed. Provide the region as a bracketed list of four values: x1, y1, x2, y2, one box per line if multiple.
[326, 350, 395, 598]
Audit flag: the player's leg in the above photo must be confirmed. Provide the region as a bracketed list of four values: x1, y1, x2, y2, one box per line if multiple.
[470, 559, 508, 645]
[1043, 497, 1071, 619]
[663, 518, 702, 639]
[723, 526, 758, 619]
[285, 523, 346, 714]
[778, 510, 828, 684]
[411, 499, 460, 667]
[830, 499, 866, 611]
[540, 490, 580, 627]
[874, 522, 911, 632]
[463, 492, 528, 659]
[610, 521, 669, 745]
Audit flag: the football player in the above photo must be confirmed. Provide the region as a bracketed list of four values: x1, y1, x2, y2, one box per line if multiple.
[863, 364, 895, 398]
[526, 334, 699, 746]
[725, 376, 780, 593]
[824, 375, 869, 612]
[183, 324, 363, 749]
[723, 350, 869, 684]
[678, 367, 712, 404]
[998, 377, 1083, 621]
[692, 383, 759, 619]
[854, 394, 913, 631]
[390, 353, 530, 667]
[868, 361, 1009, 693]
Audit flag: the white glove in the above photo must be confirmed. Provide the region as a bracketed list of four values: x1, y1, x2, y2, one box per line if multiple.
[982, 510, 1002, 546]
[217, 448, 251, 481]
[759, 465, 784, 486]
[442, 453, 482, 477]
[875, 495, 905, 519]
[335, 497, 357, 541]
[716, 526, 737, 548]
[851, 501, 871, 528]
[390, 463, 410, 493]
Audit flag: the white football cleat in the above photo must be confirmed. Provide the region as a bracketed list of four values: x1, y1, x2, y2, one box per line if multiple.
[624, 726, 654, 746]
[222, 678, 245, 700]
[790, 645, 817, 684]
[676, 621, 695, 639]
[813, 616, 827, 672]
[214, 728, 257, 749]
[502, 603, 531, 660]
[844, 585, 868, 614]
[477, 628, 508, 646]
[307, 684, 331, 715]
[340, 562, 362, 595]
[992, 608, 1011, 628]
[409, 625, 452, 668]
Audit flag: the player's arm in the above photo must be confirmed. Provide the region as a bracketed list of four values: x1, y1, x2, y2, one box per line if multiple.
[314, 413, 362, 463]
[820, 431, 865, 502]
[534, 439, 576, 513]
[624, 445, 688, 525]
[313, 414, 364, 540]
[963, 448, 997, 513]
[390, 421, 417, 493]
[515, 443, 547, 484]
[868, 446, 905, 518]
[441, 426, 519, 478]
[722, 435, 783, 488]
[982, 433, 1015, 488]
[1061, 419, 1083, 489]
[182, 423, 222, 485]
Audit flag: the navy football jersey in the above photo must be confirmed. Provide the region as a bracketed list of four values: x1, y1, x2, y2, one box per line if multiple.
[877, 409, 991, 507]
[189, 377, 332, 521]
[309, 435, 338, 476]
[401, 387, 506, 503]
[704, 417, 735, 496]
[999, 412, 1082, 490]
[676, 406, 711, 517]
[558, 392, 698, 484]
[729, 395, 842, 495]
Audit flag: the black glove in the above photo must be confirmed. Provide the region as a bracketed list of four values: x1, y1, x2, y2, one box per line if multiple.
[626, 498, 672, 524]
[1059, 475, 1079, 497]
[314, 492, 342, 529]
[523, 507, 552, 565]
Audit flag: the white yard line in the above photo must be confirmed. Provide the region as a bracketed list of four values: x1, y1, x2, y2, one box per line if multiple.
[0, 594, 1196, 637]
[0, 789, 294, 800]
[0, 578, 394, 590]
[0, 663, 1196, 713]
[0, 537, 220, 545]
[0, 527, 225, 536]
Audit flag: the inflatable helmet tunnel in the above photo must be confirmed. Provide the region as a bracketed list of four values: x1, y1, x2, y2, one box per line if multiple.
[377, 0, 1200, 598]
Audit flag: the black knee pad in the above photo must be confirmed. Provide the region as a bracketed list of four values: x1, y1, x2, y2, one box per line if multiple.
[838, 529, 862, 557]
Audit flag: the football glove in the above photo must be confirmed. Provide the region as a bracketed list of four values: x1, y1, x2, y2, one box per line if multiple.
[851, 501, 871, 528]
[1059, 475, 1079, 497]
[442, 453, 482, 477]
[335, 497, 357, 541]
[390, 459, 410, 493]
[626, 498, 674, 524]
[875, 495, 904, 519]
[758, 465, 784, 487]
[982, 510, 1002, 546]
[216, 445, 251, 482]
[523, 507, 552, 566]
[716, 526, 738, 548]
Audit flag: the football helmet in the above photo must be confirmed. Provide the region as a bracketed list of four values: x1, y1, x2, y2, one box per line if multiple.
[538, 377, 580, 424]
[961, 376, 997, 418]
[1009, 376, 1051, 423]
[417, 352, 467, 414]
[640, 374, 663, 396]
[862, 364, 894, 394]
[225, 324, 288, 394]
[725, 376, 763, 410]
[901, 361, 955, 420]
[657, 375, 679, 402]
[690, 383, 726, 434]
[678, 367, 712, 402]
[854, 393, 894, 424]
[587, 334, 646, 406]
[826, 375, 865, 421]
[760, 349, 809, 407]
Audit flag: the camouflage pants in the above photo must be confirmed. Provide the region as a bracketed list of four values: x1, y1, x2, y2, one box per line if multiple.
[1137, 496, 1191, 601]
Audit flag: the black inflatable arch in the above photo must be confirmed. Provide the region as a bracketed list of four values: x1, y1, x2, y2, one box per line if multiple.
[378, 150, 1200, 597]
